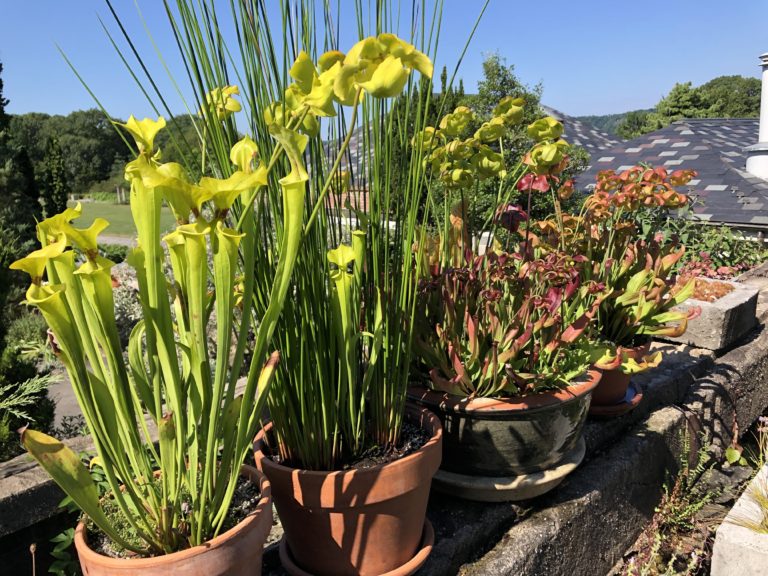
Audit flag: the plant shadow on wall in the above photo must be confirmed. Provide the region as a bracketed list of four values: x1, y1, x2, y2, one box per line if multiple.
[618, 426, 756, 576]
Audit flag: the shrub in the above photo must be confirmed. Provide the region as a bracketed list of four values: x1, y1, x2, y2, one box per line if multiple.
[634, 196, 768, 278]
[86, 190, 121, 203]
[0, 372, 56, 461]
[0, 342, 38, 383]
[5, 308, 47, 345]
[99, 243, 129, 264]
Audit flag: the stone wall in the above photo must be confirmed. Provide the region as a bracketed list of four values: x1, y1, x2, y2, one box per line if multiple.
[3, 272, 768, 576]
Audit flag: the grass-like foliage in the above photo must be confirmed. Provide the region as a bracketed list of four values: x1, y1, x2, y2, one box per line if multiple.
[10, 0, 491, 558]
[0, 373, 54, 422]
[95, 0, 488, 471]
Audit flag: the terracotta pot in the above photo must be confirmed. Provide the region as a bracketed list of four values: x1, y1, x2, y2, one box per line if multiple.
[592, 341, 652, 406]
[74, 465, 272, 576]
[407, 369, 601, 476]
[253, 407, 442, 576]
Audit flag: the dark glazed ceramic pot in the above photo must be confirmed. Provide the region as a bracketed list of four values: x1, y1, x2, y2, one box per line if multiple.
[253, 407, 442, 576]
[407, 369, 600, 476]
[592, 341, 652, 406]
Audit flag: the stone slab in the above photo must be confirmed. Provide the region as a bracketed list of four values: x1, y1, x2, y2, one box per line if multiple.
[737, 263, 768, 323]
[664, 278, 758, 351]
[455, 408, 688, 576]
[0, 435, 92, 538]
[712, 464, 768, 576]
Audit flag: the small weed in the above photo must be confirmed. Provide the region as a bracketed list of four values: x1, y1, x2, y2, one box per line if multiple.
[53, 415, 88, 440]
[621, 431, 719, 576]
[727, 416, 768, 534]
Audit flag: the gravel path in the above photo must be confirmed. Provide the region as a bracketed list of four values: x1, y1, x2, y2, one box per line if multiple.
[100, 235, 135, 247]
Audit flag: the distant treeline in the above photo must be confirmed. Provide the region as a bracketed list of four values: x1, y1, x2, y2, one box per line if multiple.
[9, 110, 200, 195]
[576, 75, 761, 140]
[575, 110, 654, 137]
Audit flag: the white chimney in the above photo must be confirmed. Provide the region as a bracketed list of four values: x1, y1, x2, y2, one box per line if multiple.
[745, 52, 768, 180]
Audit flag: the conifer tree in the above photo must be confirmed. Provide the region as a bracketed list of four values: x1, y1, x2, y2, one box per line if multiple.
[40, 136, 70, 216]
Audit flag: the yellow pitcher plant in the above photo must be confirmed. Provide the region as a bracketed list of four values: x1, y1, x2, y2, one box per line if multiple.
[10, 33, 424, 554]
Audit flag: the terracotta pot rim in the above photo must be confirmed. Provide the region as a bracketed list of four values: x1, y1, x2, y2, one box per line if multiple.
[589, 381, 644, 417]
[407, 368, 601, 414]
[616, 340, 652, 354]
[73, 464, 271, 568]
[254, 406, 442, 481]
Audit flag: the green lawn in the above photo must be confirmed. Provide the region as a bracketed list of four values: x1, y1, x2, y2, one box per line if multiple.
[68, 201, 176, 238]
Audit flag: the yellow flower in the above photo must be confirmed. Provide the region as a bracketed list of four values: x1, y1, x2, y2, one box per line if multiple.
[63, 219, 110, 255]
[126, 156, 212, 222]
[494, 96, 524, 115]
[527, 116, 564, 141]
[74, 255, 115, 278]
[115, 116, 167, 153]
[439, 106, 474, 138]
[34, 202, 108, 255]
[288, 52, 339, 117]
[264, 88, 321, 137]
[411, 126, 442, 151]
[10, 237, 67, 283]
[474, 117, 506, 143]
[333, 34, 433, 105]
[472, 146, 505, 178]
[199, 166, 269, 213]
[526, 139, 570, 175]
[327, 244, 356, 270]
[318, 50, 345, 72]
[230, 136, 259, 173]
[37, 204, 83, 244]
[202, 85, 242, 120]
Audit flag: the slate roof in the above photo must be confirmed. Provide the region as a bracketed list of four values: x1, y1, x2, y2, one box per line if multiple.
[575, 118, 768, 228]
[323, 126, 366, 185]
[542, 105, 621, 156]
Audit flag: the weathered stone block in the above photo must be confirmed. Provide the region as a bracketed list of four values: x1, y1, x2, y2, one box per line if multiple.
[712, 463, 768, 576]
[665, 279, 758, 351]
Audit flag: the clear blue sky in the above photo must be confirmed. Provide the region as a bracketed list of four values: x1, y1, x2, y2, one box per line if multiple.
[1, 1, 766, 120]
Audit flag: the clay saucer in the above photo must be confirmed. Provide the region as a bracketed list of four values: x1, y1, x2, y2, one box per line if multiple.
[431, 437, 586, 502]
[588, 382, 643, 418]
[279, 520, 435, 576]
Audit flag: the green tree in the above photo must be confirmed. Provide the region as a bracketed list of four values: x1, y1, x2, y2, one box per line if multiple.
[459, 54, 584, 225]
[2, 148, 40, 233]
[699, 75, 761, 118]
[0, 62, 8, 137]
[642, 82, 707, 133]
[40, 136, 70, 216]
[616, 75, 762, 138]
[0, 62, 39, 338]
[10, 109, 131, 195]
[616, 110, 651, 139]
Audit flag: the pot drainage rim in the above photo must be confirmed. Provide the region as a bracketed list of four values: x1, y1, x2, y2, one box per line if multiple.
[278, 519, 435, 576]
[432, 436, 586, 502]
